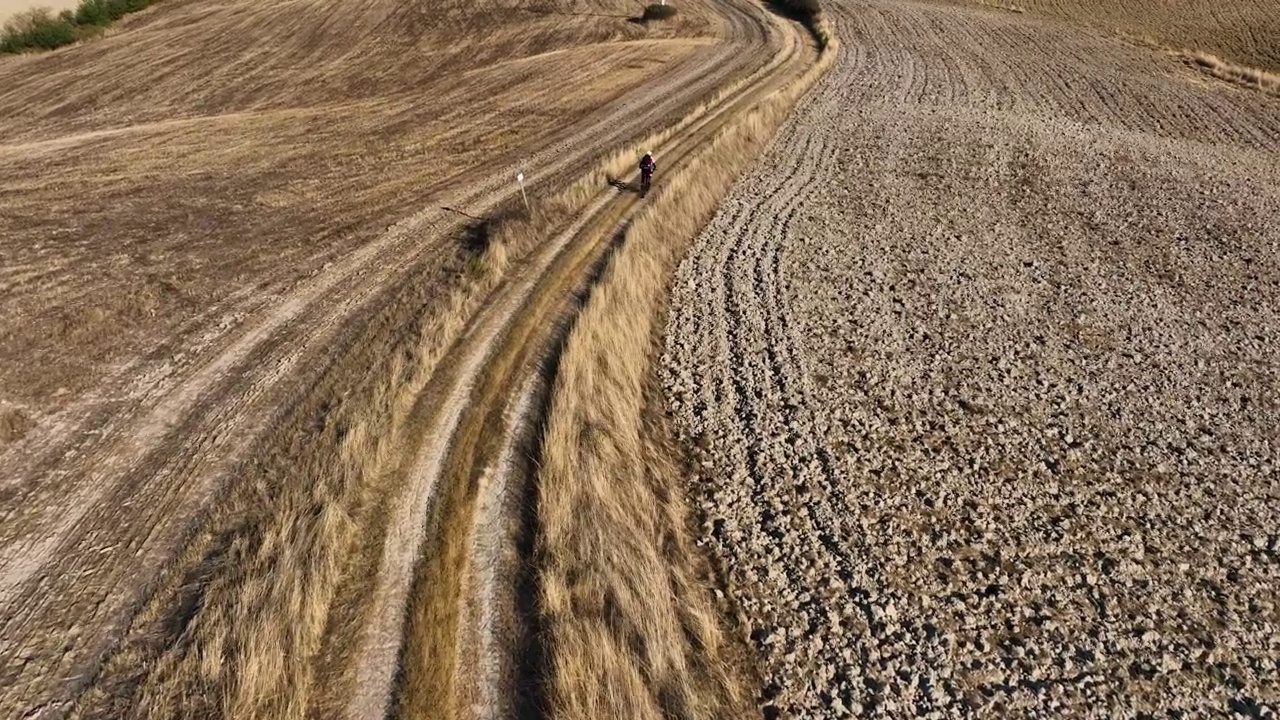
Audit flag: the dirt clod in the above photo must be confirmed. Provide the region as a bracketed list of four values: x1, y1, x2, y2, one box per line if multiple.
[664, 0, 1280, 716]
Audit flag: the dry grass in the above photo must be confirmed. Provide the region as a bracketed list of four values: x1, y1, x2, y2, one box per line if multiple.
[533, 14, 838, 720]
[72, 170, 613, 720]
[49, 34, 730, 720]
[1, 0, 740, 716]
[78, 40, 771, 707]
[389, 42, 796, 719]
[1181, 49, 1280, 96]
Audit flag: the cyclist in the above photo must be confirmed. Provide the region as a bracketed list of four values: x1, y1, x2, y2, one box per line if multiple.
[639, 152, 656, 195]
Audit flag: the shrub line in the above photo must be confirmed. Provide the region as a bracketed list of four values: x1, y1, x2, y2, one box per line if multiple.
[2, 0, 155, 54]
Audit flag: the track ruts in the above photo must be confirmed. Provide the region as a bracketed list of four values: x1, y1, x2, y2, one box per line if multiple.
[363, 7, 820, 719]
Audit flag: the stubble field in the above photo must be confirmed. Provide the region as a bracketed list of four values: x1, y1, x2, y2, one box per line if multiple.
[0, 0, 777, 716]
[664, 0, 1280, 717]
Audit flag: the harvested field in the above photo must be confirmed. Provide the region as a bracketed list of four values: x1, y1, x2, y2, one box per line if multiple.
[0, 0, 781, 716]
[966, 0, 1280, 72]
[664, 0, 1280, 717]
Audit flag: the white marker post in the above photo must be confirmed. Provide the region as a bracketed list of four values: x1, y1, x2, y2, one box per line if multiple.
[517, 171, 530, 213]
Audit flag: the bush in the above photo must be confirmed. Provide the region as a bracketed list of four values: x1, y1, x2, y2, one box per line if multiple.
[0, 8, 80, 53]
[1, 0, 154, 54]
[74, 0, 111, 25]
[641, 3, 678, 21]
[75, 0, 145, 26]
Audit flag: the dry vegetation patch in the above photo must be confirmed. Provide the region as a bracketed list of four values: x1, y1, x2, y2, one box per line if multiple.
[533, 12, 837, 720]
[1181, 49, 1280, 96]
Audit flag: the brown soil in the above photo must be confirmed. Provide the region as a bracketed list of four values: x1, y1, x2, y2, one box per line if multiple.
[665, 0, 1280, 717]
[962, 0, 1280, 71]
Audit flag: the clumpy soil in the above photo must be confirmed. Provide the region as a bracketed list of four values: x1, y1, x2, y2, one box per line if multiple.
[663, 0, 1280, 717]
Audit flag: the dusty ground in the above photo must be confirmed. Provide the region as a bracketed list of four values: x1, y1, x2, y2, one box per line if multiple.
[0, 0, 768, 716]
[664, 0, 1280, 717]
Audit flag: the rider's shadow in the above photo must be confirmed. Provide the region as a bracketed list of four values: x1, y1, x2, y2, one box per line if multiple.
[607, 176, 642, 195]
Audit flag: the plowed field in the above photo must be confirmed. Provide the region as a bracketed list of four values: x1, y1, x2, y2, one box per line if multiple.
[665, 0, 1280, 716]
[980, 0, 1280, 71]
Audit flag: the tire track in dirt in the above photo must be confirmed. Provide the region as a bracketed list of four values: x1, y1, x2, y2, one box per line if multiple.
[353, 6, 819, 718]
[665, 0, 1280, 716]
[0, 20, 767, 720]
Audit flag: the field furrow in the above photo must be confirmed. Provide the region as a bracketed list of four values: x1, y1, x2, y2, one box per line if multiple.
[665, 0, 1280, 716]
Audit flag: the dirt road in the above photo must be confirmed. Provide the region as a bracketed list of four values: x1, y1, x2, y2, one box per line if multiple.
[379, 9, 815, 718]
[665, 0, 1280, 716]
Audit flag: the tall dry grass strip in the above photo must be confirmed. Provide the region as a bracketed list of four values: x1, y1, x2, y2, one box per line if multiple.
[84, 46, 790, 713]
[75, 174, 634, 720]
[534, 14, 838, 720]
[387, 48, 800, 720]
[1181, 50, 1280, 96]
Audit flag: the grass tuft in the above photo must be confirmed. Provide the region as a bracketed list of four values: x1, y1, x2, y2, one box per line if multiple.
[0, 405, 34, 444]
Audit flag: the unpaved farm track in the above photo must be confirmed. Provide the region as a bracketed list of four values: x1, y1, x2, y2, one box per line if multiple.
[378, 8, 816, 719]
[0, 1, 781, 717]
[665, 0, 1280, 717]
